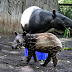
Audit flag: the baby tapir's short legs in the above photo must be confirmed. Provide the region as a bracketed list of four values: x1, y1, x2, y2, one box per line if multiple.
[26, 50, 37, 64]
[32, 51, 38, 62]
[52, 54, 58, 70]
[26, 50, 33, 64]
[41, 53, 51, 66]
[41, 52, 58, 69]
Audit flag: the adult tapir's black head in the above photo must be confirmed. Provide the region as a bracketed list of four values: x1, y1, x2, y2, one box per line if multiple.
[28, 9, 72, 33]
[49, 10, 66, 30]
[50, 10, 72, 30]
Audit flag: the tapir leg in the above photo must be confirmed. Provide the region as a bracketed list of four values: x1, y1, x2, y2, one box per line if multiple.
[32, 51, 38, 62]
[41, 53, 51, 66]
[26, 50, 33, 64]
[52, 53, 58, 70]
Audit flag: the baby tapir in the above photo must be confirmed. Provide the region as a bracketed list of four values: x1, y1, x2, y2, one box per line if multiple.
[12, 31, 62, 70]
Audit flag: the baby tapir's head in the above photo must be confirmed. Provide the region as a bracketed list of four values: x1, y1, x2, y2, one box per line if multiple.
[12, 31, 27, 49]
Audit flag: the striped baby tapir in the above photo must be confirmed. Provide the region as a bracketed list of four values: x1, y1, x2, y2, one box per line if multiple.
[12, 31, 62, 70]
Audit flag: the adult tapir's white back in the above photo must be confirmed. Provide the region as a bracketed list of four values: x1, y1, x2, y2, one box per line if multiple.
[20, 6, 41, 27]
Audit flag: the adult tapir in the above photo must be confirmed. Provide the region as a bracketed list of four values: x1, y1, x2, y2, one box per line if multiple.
[12, 31, 62, 70]
[21, 6, 72, 34]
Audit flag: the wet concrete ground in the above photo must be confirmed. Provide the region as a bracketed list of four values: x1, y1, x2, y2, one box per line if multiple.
[0, 34, 72, 72]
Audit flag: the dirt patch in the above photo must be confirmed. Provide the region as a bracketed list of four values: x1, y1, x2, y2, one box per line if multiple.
[0, 34, 72, 72]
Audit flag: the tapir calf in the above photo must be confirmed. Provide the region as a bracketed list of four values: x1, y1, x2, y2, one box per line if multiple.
[12, 31, 62, 70]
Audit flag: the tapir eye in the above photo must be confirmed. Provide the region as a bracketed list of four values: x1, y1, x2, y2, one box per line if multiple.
[17, 40, 21, 44]
[17, 40, 20, 43]
[18, 41, 20, 43]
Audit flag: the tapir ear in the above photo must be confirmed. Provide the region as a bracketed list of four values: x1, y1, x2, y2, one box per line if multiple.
[52, 9, 56, 18]
[15, 31, 18, 36]
[21, 24, 25, 32]
[22, 31, 27, 36]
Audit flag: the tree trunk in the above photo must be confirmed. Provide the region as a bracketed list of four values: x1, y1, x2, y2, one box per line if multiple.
[0, 0, 58, 33]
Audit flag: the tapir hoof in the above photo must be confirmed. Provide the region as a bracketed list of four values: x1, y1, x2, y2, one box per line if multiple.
[26, 60, 29, 64]
[26, 61, 29, 64]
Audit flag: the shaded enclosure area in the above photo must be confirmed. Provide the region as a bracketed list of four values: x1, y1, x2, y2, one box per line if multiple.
[0, 34, 72, 72]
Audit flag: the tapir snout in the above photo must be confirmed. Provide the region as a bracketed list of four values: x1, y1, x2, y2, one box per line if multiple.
[12, 32, 24, 49]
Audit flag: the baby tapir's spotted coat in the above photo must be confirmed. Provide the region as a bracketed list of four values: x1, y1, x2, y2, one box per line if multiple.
[23, 32, 62, 69]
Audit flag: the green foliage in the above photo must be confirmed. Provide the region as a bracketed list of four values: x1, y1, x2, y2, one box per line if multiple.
[40, 60, 44, 64]
[62, 27, 72, 50]
[62, 47, 72, 50]
[63, 27, 70, 38]
[58, 0, 72, 19]
[58, 0, 72, 4]
[59, 0, 72, 50]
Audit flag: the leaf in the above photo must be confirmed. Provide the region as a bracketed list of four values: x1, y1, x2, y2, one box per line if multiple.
[17, 47, 19, 48]
[58, 59, 61, 60]
[64, 47, 68, 49]
[58, 59, 61, 62]
[36, 66, 40, 68]
[67, 60, 70, 63]
[62, 47, 72, 50]
[51, 61, 53, 63]
[4, 55, 6, 56]
[11, 42, 13, 44]
[40, 60, 44, 64]
[62, 47, 68, 49]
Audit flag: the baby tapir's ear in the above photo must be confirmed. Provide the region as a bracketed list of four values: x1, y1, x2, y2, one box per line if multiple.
[22, 31, 27, 36]
[15, 31, 18, 36]
[52, 9, 56, 18]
